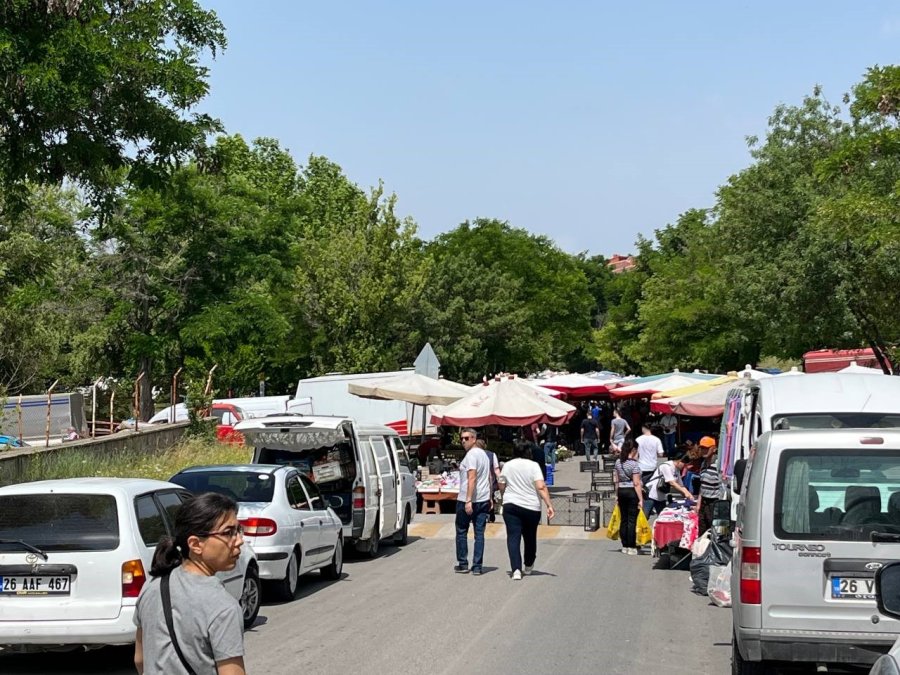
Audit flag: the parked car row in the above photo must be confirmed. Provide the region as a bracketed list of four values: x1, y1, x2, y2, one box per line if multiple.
[0, 416, 416, 653]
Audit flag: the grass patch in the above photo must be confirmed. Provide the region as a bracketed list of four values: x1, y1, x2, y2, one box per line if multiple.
[22, 438, 253, 483]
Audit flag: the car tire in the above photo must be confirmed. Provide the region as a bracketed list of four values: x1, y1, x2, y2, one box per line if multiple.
[273, 550, 300, 602]
[732, 631, 772, 675]
[394, 510, 409, 546]
[240, 565, 261, 629]
[365, 516, 380, 558]
[321, 536, 343, 580]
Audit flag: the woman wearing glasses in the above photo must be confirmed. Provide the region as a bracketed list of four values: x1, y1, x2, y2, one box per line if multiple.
[134, 492, 246, 675]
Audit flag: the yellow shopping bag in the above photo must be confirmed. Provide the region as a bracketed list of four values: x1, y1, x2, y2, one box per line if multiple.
[636, 509, 652, 547]
[606, 504, 621, 540]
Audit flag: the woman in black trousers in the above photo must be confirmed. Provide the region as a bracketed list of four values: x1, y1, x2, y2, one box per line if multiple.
[613, 438, 643, 555]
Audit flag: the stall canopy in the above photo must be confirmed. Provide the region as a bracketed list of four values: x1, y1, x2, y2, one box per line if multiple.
[431, 375, 576, 427]
[735, 364, 773, 379]
[533, 372, 622, 398]
[838, 362, 885, 375]
[609, 371, 721, 400]
[348, 373, 471, 406]
[650, 377, 743, 417]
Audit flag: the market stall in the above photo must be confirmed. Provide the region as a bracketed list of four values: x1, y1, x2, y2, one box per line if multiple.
[651, 501, 699, 568]
[416, 473, 460, 514]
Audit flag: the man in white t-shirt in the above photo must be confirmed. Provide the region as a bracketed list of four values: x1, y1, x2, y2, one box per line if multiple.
[636, 424, 664, 483]
[642, 452, 692, 517]
[455, 428, 492, 575]
[660, 412, 677, 457]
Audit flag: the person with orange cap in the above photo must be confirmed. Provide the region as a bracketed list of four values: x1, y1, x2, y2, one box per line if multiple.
[696, 436, 721, 535]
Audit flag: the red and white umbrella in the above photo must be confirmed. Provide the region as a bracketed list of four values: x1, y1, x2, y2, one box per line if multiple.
[534, 373, 622, 398]
[431, 375, 576, 427]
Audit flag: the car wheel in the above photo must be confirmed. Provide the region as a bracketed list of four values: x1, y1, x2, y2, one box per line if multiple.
[732, 630, 772, 675]
[274, 550, 300, 602]
[394, 510, 409, 546]
[321, 536, 343, 580]
[365, 516, 380, 558]
[240, 566, 261, 629]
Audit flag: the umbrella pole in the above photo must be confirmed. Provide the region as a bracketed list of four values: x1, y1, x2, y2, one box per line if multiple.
[408, 403, 415, 447]
[421, 404, 426, 445]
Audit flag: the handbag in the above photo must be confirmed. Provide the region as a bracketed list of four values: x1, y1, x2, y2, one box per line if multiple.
[161, 573, 198, 675]
[606, 504, 621, 540]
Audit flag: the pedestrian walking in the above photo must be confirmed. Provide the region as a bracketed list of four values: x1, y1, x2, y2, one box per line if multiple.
[580, 414, 600, 462]
[613, 438, 643, 555]
[636, 423, 664, 484]
[610, 408, 631, 454]
[540, 423, 558, 468]
[134, 492, 246, 675]
[499, 443, 555, 580]
[455, 428, 492, 575]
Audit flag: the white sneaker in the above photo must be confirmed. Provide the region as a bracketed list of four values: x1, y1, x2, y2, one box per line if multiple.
[626, 548, 638, 556]
[512, 570, 523, 580]
[523, 565, 533, 575]
[621, 547, 628, 554]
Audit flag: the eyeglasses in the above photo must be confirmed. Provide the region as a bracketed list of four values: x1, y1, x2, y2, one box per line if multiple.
[200, 524, 243, 541]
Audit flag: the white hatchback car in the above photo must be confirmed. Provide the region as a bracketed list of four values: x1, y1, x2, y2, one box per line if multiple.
[0, 478, 260, 652]
[169, 465, 344, 600]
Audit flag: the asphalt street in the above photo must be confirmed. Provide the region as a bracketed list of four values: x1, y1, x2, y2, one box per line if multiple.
[0, 534, 733, 675]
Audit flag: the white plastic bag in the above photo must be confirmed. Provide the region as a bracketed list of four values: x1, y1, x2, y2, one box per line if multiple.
[691, 529, 712, 557]
[708, 561, 732, 608]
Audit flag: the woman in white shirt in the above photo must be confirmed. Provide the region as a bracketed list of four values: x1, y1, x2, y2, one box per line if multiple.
[499, 443, 555, 580]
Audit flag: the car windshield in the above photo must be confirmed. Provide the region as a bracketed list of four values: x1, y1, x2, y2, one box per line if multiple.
[776, 450, 900, 541]
[170, 471, 276, 502]
[772, 413, 900, 430]
[0, 494, 119, 552]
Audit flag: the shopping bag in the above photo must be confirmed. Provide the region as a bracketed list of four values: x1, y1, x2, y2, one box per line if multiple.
[606, 504, 621, 540]
[708, 561, 733, 608]
[636, 509, 652, 546]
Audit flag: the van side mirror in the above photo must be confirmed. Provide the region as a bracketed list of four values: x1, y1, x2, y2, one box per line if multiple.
[876, 562, 900, 619]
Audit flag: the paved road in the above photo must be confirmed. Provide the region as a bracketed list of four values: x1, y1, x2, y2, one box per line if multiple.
[0, 533, 732, 674]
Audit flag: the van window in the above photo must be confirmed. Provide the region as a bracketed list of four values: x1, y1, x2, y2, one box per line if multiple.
[370, 437, 393, 475]
[0, 494, 119, 552]
[772, 414, 900, 430]
[775, 450, 900, 541]
[391, 437, 411, 471]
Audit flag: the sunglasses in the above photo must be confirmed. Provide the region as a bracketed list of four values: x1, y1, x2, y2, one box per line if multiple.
[461, 436, 475, 441]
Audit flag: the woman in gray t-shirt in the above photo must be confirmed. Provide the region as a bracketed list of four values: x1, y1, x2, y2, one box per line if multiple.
[135, 493, 246, 675]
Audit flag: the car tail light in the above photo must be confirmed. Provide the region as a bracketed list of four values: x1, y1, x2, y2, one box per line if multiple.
[122, 559, 146, 598]
[240, 517, 278, 536]
[352, 486, 365, 510]
[740, 546, 761, 605]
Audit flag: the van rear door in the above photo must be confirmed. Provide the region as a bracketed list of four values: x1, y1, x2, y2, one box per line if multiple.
[369, 436, 398, 538]
[762, 444, 900, 638]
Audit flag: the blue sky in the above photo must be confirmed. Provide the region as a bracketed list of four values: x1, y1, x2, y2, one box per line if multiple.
[199, 1, 900, 256]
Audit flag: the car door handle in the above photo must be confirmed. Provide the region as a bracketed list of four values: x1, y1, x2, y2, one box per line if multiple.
[318, 520, 323, 526]
[300, 522, 304, 527]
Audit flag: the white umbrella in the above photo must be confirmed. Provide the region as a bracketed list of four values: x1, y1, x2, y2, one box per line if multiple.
[431, 375, 576, 427]
[776, 366, 804, 376]
[838, 363, 885, 375]
[736, 364, 773, 379]
[348, 372, 470, 406]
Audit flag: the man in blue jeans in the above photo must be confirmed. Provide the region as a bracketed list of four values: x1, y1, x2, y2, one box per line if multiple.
[455, 428, 492, 575]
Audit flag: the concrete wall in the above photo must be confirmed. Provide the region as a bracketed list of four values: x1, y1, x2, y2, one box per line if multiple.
[0, 422, 190, 487]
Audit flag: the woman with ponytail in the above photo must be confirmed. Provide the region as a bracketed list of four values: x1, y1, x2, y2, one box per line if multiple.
[134, 492, 247, 675]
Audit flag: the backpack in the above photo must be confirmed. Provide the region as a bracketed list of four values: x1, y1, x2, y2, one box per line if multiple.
[643, 464, 671, 497]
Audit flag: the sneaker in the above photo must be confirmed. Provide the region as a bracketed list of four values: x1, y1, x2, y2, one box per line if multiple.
[626, 548, 638, 556]
[523, 565, 533, 575]
[471, 568, 483, 576]
[512, 570, 523, 581]
[454, 565, 469, 574]
[620, 547, 628, 554]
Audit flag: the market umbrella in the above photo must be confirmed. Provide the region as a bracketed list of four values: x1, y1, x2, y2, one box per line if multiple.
[776, 366, 804, 376]
[736, 364, 773, 379]
[838, 363, 885, 375]
[348, 373, 471, 442]
[430, 375, 576, 427]
[650, 377, 744, 417]
[348, 372, 471, 406]
[610, 372, 724, 400]
[534, 372, 623, 398]
[649, 375, 735, 403]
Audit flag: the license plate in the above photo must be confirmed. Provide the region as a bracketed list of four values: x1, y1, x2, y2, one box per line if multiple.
[831, 576, 875, 600]
[0, 575, 71, 596]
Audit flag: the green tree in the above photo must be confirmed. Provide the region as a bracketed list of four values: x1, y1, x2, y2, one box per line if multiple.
[0, 0, 226, 205]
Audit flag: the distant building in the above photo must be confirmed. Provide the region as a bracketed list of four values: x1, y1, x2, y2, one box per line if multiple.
[607, 254, 636, 274]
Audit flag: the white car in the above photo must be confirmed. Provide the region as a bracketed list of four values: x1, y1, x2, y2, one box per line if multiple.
[169, 465, 343, 600]
[0, 478, 261, 652]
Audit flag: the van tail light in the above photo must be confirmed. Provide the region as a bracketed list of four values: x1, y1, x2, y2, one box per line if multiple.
[122, 559, 146, 598]
[352, 486, 366, 510]
[740, 546, 761, 605]
[240, 517, 278, 536]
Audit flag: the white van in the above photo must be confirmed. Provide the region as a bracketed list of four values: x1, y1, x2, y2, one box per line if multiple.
[234, 415, 416, 557]
[732, 428, 900, 673]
